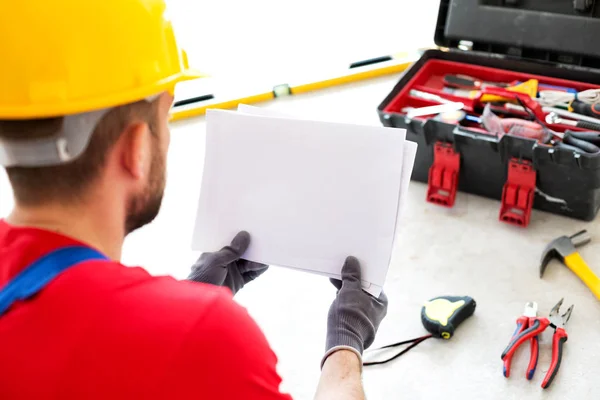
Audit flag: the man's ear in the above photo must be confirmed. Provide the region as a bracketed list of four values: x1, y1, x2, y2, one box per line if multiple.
[120, 122, 151, 180]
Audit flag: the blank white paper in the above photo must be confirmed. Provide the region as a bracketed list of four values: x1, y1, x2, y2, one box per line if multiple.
[236, 104, 418, 259]
[193, 109, 408, 296]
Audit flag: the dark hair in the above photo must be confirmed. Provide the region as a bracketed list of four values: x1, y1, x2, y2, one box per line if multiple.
[0, 99, 159, 206]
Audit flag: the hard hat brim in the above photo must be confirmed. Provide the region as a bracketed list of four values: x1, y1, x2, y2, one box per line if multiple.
[0, 69, 205, 120]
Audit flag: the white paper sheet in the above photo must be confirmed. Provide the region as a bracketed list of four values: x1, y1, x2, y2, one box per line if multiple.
[236, 104, 418, 260]
[193, 108, 412, 296]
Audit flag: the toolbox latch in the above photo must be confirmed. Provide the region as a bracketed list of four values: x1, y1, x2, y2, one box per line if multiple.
[427, 142, 460, 207]
[499, 158, 537, 227]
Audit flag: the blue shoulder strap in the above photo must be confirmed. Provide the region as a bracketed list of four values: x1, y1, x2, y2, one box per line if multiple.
[0, 246, 109, 317]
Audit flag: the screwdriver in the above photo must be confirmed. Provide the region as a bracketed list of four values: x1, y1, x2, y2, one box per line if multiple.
[363, 295, 476, 366]
[569, 100, 600, 119]
[546, 112, 600, 132]
[443, 74, 509, 90]
[409, 89, 456, 104]
[444, 74, 576, 94]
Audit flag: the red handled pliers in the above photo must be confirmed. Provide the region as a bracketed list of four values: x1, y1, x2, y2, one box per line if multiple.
[501, 299, 573, 389]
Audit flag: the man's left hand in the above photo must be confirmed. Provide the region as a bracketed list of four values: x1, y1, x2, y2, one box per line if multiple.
[187, 231, 268, 295]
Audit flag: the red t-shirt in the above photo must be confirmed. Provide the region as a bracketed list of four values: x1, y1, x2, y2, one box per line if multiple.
[0, 220, 293, 399]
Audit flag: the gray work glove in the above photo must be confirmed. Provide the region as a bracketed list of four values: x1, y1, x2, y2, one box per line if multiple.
[187, 231, 268, 295]
[322, 256, 388, 367]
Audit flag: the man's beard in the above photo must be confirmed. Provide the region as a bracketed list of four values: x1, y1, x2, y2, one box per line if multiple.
[124, 143, 166, 235]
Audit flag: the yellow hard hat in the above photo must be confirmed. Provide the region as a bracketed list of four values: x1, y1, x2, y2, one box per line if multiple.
[0, 0, 202, 119]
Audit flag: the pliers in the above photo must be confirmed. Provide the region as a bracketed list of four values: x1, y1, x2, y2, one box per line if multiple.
[550, 130, 600, 154]
[512, 96, 600, 154]
[501, 302, 541, 380]
[501, 299, 574, 389]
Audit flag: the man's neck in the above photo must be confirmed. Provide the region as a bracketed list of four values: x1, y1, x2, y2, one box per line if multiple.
[6, 201, 125, 261]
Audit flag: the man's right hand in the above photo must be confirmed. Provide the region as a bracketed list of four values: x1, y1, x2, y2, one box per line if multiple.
[187, 231, 268, 296]
[322, 256, 388, 367]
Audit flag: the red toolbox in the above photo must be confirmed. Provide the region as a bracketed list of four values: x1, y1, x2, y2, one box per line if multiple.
[378, 0, 600, 227]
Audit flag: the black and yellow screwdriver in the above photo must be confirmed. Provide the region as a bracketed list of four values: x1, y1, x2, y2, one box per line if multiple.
[363, 295, 476, 366]
[569, 100, 600, 120]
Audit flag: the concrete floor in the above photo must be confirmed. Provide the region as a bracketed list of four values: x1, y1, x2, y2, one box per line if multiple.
[1, 75, 599, 399]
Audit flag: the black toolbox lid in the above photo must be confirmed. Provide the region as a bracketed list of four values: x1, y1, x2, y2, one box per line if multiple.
[435, 0, 600, 69]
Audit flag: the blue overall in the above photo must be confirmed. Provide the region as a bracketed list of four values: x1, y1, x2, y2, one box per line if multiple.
[0, 246, 109, 317]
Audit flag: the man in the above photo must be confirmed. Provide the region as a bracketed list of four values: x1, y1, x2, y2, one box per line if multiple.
[0, 1, 388, 399]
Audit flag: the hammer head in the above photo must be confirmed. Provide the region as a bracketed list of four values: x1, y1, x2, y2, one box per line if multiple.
[540, 230, 591, 278]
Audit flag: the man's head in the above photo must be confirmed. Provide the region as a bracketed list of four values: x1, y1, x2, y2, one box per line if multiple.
[0, 0, 201, 240]
[0, 92, 174, 234]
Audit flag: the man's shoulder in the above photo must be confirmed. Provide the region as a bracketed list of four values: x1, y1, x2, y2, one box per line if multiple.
[79, 261, 233, 314]
[89, 264, 283, 383]
[58, 259, 240, 337]
[110, 264, 233, 306]
[129, 272, 265, 347]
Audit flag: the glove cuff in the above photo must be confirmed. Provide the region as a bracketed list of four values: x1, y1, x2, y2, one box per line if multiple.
[320, 345, 363, 371]
[323, 329, 364, 369]
[326, 326, 365, 353]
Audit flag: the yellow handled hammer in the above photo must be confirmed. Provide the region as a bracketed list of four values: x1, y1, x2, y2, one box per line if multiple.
[540, 230, 600, 300]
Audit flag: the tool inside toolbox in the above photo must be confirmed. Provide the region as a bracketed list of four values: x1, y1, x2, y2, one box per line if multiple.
[377, 0, 600, 227]
[383, 59, 600, 148]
